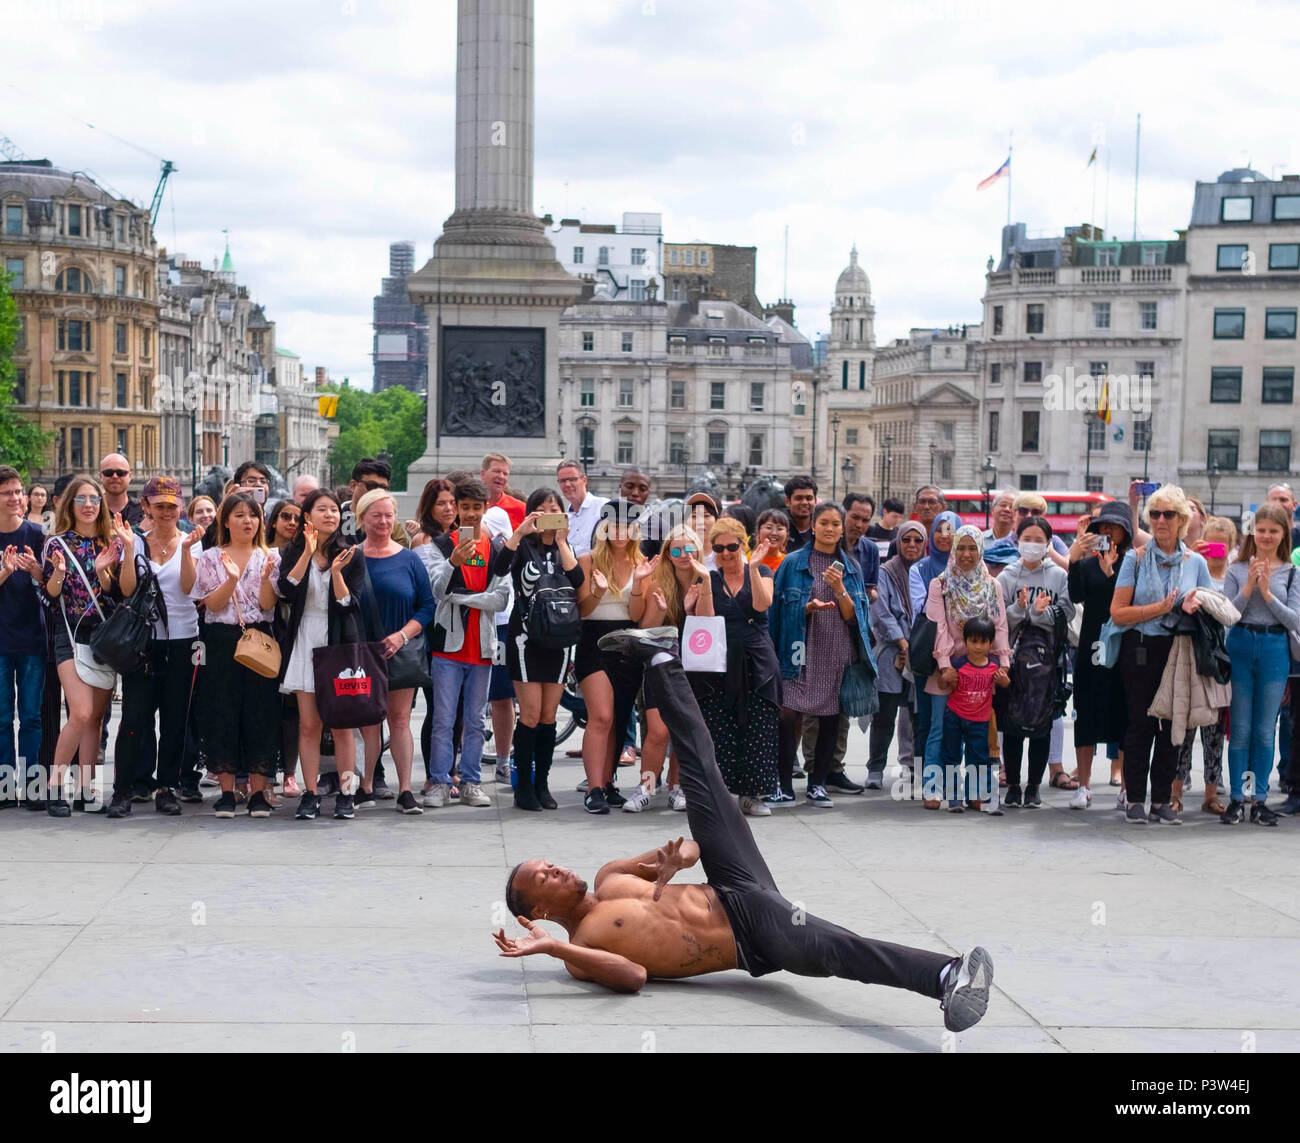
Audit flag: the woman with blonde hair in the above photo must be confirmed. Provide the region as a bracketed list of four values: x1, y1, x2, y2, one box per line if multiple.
[1220, 501, 1300, 824]
[624, 524, 708, 812]
[1110, 484, 1218, 824]
[39, 476, 129, 815]
[574, 499, 645, 813]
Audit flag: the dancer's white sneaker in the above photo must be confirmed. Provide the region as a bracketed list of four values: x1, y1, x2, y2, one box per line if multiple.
[668, 785, 687, 812]
[1070, 786, 1092, 810]
[739, 795, 771, 817]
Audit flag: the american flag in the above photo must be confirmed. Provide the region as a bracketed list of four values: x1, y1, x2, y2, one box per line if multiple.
[977, 157, 1010, 191]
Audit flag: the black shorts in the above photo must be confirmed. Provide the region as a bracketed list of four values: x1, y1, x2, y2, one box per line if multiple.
[574, 619, 635, 683]
[52, 619, 98, 667]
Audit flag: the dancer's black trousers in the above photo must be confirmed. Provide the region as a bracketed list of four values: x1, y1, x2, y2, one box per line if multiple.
[643, 658, 951, 999]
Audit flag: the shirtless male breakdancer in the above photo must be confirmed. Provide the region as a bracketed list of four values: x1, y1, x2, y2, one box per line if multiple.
[494, 626, 994, 1031]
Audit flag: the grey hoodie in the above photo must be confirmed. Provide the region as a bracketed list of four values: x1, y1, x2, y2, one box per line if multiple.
[997, 558, 1074, 644]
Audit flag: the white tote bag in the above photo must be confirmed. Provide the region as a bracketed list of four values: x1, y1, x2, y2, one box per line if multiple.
[682, 615, 727, 673]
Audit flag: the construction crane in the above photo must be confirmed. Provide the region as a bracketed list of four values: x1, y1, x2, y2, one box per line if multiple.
[149, 159, 175, 226]
[0, 135, 27, 161]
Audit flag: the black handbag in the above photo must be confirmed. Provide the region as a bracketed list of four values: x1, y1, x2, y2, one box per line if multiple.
[358, 555, 430, 691]
[90, 554, 162, 676]
[907, 609, 938, 678]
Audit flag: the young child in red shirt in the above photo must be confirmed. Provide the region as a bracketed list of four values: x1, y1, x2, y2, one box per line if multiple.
[938, 616, 1009, 814]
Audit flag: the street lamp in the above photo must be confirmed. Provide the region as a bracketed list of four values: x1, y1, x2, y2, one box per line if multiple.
[981, 454, 998, 529]
[1207, 462, 1222, 516]
[882, 433, 894, 501]
[557, 435, 567, 461]
[929, 440, 936, 485]
[831, 413, 841, 502]
[221, 427, 230, 468]
[841, 456, 856, 497]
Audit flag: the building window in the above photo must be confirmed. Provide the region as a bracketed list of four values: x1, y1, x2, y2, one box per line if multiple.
[669, 380, 686, 409]
[1021, 410, 1040, 452]
[62, 370, 84, 406]
[1025, 303, 1044, 334]
[1087, 416, 1107, 451]
[115, 322, 127, 354]
[1275, 195, 1300, 221]
[707, 431, 726, 465]
[699, 250, 709, 266]
[1092, 301, 1111, 329]
[618, 378, 635, 407]
[57, 319, 91, 352]
[1208, 429, 1239, 471]
[572, 247, 584, 264]
[598, 247, 610, 266]
[1141, 245, 1164, 266]
[841, 360, 849, 390]
[988, 410, 999, 452]
[630, 248, 646, 265]
[115, 372, 127, 408]
[1216, 243, 1249, 271]
[708, 337, 725, 357]
[616, 430, 634, 464]
[4, 204, 22, 235]
[114, 265, 126, 295]
[1260, 429, 1292, 471]
[1269, 243, 1300, 270]
[1265, 308, 1297, 338]
[940, 421, 954, 442]
[578, 426, 595, 467]
[683, 249, 695, 266]
[1213, 308, 1246, 338]
[621, 332, 633, 352]
[68, 427, 84, 469]
[793, 436, 805, 467]
[1019, 474, 1038, 490]
[668, 249, 679, 265]
[858, 360, 866, 390]
[1023, 361, 1042, 384]
[748, 433, 764, 466]
[669, 336, 686, 355]
[4, 257, 22, 288]
[749, 382, 764, 412]
[1096, 246, 1119, 266]
[1089, 361, 1108, 381]
[1086, 475, 1105, 493]
[15, 316, 25, 351]
[1221, 196, 1253, 222]
[1139, 301, 1158, 330]
[1135, 360, 1155, 382]
[141, 329, 151, 357]
[793, 390, 806, 416]
[1263, 367, 1294, 404]
[990, 362, 1001, 385]
[56, 267, 87, 292]
[992, 305, 1003, 335]
[115, 214, 125, 241]
[579, 377, 595, 407]
[628, 279, 645, 301]
[117, 428, 129, 455]
[709, 382, 725, 410]
[66, 204, 82, 236]
[582, 331, 593, 351]
[1210, 366, 1242, 403]
[846, 428, 858, 445]
[940, 454, 952, 481]
[668, 432, 686, 464]
[1133, 417, 1152, 452]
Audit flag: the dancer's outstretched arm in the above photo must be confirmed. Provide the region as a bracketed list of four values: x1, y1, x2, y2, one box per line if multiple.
[494, 917, 647, 993]
[594, 837, 700, 894]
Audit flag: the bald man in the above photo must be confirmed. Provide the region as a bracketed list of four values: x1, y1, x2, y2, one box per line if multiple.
[98, 453, 143, 527]
[292, 474, 320, 506]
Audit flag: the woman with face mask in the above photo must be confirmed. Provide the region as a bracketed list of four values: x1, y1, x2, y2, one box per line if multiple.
[996, 517, 1075, 807]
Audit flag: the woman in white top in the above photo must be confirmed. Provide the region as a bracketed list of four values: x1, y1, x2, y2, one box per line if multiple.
[108, 477, 205, 819]
[574, 499, 644, 814]
[276, 489, 363, 822]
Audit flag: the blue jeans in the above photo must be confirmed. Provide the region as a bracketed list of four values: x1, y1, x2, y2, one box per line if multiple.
[1225, 627, 1290, 801]
[429, 657, 491, 785]
[0, 652, 45, 798]
[922, 690, 948, 793]
[939, 707, 992, 804]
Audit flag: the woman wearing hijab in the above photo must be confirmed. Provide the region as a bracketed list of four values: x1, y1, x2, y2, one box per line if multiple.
[923, 525, 1011, 807]
[868, 519, 927, 787]
[908, 511, 959, 775]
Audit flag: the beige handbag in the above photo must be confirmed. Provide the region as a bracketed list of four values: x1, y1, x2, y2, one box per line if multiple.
[234, 621, 281, 678]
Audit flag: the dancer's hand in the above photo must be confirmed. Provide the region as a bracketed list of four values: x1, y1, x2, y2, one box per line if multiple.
[493, 916, 555, 957]
[637, 836, 694, 901]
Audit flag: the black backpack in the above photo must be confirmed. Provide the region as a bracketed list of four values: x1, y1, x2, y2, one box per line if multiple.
[999, 608, 1071, 736]
[523, 550, 581, 650]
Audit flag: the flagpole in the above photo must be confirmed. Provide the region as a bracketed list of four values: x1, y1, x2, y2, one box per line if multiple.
[1133, 111, 1141, 240]
[1104, 144, 1111, 235]
[1006, 130, 1013, 227]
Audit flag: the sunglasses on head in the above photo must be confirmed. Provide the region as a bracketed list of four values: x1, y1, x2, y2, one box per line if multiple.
[1149, 509, 1179, 520]
[360, 480, 388, 491]
[712, 542, 741, 553]
[669, 545, 698, 557]
[101, 469, 129, 478]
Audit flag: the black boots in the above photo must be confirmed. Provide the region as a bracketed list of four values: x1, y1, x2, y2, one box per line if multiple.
[512, 724, 542, 812]
[533, 722, 558, 810]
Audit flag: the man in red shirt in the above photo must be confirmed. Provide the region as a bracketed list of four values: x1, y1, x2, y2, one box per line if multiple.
[937, 615, 1008, 813]
[425, 479, 511, 809]
[482, 452, 526, 529]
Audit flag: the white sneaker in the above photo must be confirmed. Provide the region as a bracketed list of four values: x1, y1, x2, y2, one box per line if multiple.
[622, 782, 654, 813]
[460, 782, 491, 807]
[422, 783, 449, 808]
[1070, 786, 1092, 810]
[668, 785, 687, 811]
[1115, 788, 1127, 811]
[739, 795, 771, 817]
[575, 776, 589, 793]
[495, 760, 512, 785]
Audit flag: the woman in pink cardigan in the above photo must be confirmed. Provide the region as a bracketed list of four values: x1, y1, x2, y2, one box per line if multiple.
[922, 526, 1011, 808]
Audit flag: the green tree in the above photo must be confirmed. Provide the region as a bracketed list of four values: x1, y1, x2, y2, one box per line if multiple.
[0, 270, 53, 478]
[325, 380, 426, 490]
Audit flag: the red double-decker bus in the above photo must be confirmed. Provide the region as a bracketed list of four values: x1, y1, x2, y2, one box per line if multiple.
[942, 489, 1115, 536]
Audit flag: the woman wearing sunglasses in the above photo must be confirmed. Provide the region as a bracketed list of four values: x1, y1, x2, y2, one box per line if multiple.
[769, 502, 875, 808]
[626, 525, 708, 812]
[1109, 484, 1217, 824]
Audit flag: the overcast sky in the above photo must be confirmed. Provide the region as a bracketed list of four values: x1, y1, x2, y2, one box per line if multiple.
[5, 0, 1298, 387]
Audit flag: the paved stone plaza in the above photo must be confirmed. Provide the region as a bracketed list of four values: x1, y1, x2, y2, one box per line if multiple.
[2, 709, 1298, 1054]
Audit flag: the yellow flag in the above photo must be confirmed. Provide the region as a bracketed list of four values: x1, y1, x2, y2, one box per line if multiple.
[1097, 377, 1112, 425]
[318, 394, 339, 418]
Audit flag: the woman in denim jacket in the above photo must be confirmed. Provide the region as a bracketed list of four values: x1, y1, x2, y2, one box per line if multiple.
[769, 502, 875, 808]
